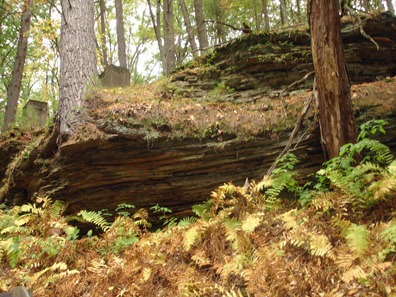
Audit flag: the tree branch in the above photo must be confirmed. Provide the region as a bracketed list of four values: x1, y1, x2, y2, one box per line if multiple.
[266, 78, 316, 176]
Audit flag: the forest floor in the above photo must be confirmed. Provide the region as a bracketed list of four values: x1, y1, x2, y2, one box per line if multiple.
[0, 77, 396, 296]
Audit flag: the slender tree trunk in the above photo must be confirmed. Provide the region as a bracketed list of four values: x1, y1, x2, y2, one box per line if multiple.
[163, 0, 176, 75]
[194, 0, 209, 54]
[280, 0, 289, 26]
[253, 0, 260, 30]
[378, 0, 386, 11]
[2, 0, 33, 132]
[99, 0, 108, 67]
[58, 0, 98, 142]
[309, 0, 357, 159]
[385, 0, 395, 13]
[178, 0, 198, 56]
[362, 0, 371, 12]
[261, 0, 270, 30]
[296, 0, 302, 23]
[146, 0, 166, 75]
[115, 0, 127, 68]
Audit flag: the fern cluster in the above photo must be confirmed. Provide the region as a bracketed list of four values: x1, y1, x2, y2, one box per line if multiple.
[1, 119, 396, 296]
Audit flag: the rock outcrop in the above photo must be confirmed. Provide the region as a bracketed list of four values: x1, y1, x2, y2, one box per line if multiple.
[171, 13, 396, 103]
[1, 13, 396, 222]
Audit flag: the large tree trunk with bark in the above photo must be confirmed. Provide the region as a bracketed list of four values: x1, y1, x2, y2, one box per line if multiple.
[163, 0, 176, 75]
[280, 0, 289, 26]
[261, 0, 270, 30]
[194, 0, 209, 54]
[115, 0, 127, 68]
[58, 0, 98, 142]
[178, 0, 198, 57]
[99, 0, 108, 67]
[309, 0, 357, 160]
[2, 0, 33, 133]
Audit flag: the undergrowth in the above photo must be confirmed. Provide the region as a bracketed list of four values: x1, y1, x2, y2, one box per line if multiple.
[1, 120, 396, 296]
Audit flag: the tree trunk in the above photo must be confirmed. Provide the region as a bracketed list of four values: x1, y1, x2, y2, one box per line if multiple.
[362, 0, 371, 12]
[58, 0, 98, 142]
[385, 0, 395, 14]
[253, 0, 260, 31]
[163, 0, 176, 75]
[178, 0, 198, 56]
[99, 0, 108, 67]
[194, 0, 209, 54]
[146, 0, 166, 75]
[2, 0, 33, 133]
[309, 0, 357, 160]
[115, 0, 127, 68]
[296, 0, 302, 23]
[280, 0, 289, 26]
[261, 0, 270, 30]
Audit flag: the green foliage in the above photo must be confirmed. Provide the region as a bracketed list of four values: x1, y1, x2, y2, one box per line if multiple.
[257, 153, 300, 204]
[78, 210, 111, 232]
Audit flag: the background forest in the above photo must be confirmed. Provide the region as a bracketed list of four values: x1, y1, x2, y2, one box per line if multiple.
[0, 0, 395, 131]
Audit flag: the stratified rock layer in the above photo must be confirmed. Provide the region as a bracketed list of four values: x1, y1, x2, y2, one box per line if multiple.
[171, 13, 396, 103]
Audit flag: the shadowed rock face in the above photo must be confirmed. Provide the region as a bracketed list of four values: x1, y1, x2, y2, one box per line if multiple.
[3, 117, 396, 220]
[1, 14, 396, 220]
[3, 125, 326, 217]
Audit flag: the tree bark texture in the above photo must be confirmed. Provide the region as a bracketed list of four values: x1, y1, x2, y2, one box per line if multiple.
[309, 0, 357, 160]
[2, 0, 33, 133]
[146, 0, 166, 75]
[115, 0, 127, 68]
[280, 0, 289, 26]
[178, 0, 198, 56]
[253, 0, 260, 31]
[58, 0, 98, 142]
[385, 0, 395, 14]
[194, 0, 209, 53]
[99, 0, 108, 67]
[163, 0, 176, 75]
[362, 0, 371, 12]
[261, 0, 270, 30]
[296, 0, 302, 23]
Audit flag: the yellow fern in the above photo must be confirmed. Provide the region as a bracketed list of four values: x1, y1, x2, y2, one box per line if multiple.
[342, 265, 367, 283]
[241, 214, 261, 234]
[310, 234, 336, 260]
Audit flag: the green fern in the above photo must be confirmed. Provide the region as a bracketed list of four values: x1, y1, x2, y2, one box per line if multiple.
[346, 224, 370, 256]
[378, 219, 396, 260]
[78, 210, 110, 232]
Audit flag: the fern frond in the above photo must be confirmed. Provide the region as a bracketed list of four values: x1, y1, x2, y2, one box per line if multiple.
[87, 258, 108, 274]
[141, 267, 152, 282]
[178, 216, 197, 227]
[78, 210, 110, 232]
[20, 203, 43, 216]
[50, 200, 67, 218]
[219, 254, 244, 280]
[342, 265, 367, 283]
[336, 251, 357, 269]
[191, 250, 211, 267]
[184, 225, 200, 251]
[223, 219, 242, 243]
[310, 234, 335, 260]
[277, 209, 299, 230]
[346, 224, 369, 256]
[35, 196, 53, 210]
[367, 174, 396, 200]
[241, 214, 261, 234]
[331, 215, 351, 237]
